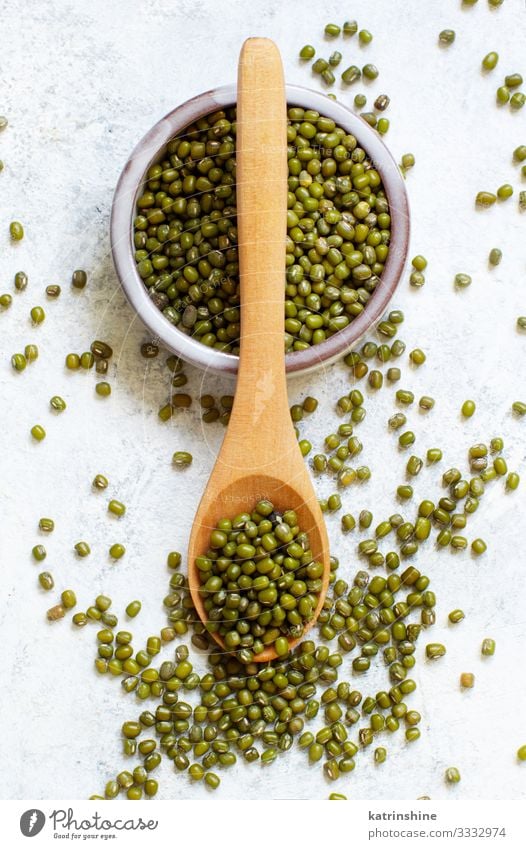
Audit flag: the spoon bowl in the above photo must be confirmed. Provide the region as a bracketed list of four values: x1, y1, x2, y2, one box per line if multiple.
[188, 474, 330, 662]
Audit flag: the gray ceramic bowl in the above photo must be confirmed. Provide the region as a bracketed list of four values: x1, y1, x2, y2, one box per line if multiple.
[111, 84, 410, 376]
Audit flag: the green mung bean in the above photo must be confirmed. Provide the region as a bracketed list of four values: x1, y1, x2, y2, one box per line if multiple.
[412, 255, 427, 271]
[389, 413, 407, 429]
[32, 544, 47, 561]
[71, 270, 87, 289]
[91, 340, 113, 359]
[47, 603, 65, 621]
[409, 270, 425, 287]
[461, 399, 476, 417]
[126, 601, 141, 618]
[108, 499, 126, 517]
[360, 111, 377, 127]
[399, 431, 415, 448]
[506, 472, 520, 490]
[343, 20, 358, 35]
[426, 643, 446, 659]
[407, 455, 423, 476]
[167, 551, 181, 569]
[454, 273, 472, 289]
[482, 638, 496, 656]
[38, 571, 54, 591]
[11, 353, 27, 372]
[173, 451, 193, 467]
[95, 381, 111, 397]
[65, 353, 80, 369]
[25, 344, 38, 362]
[396, 390, 414, 405]
[205, 772, 220, 789]
[409, 348, 426, 365]
[10, 221, 24, 240]
[303, 396, 318, 413]
[368, 369, 383, 389]
[497, 183, 513, 200]
[449, 609, 465, 623]
[50, 395, 66, 412]
[373, 95, 389, 112]
[439, 29, 455, 44]
[482, 52, 499, 71]
[471, 539, 487, 555]
[321, 69, 335, 86]
[141, 342, 159, 358]
[358, 510, 373, 529]
[299, 45, 315, 60]
[476, 191, 497, 206]
[30, 306, 45, 324]
[489, 248, 502, 265]
[31, 425, 46, 441]
[341, 65, 361, 84]
[14, 271, 28, 291]
[61, 590, 77, 609]
[80, 351, 94, 369]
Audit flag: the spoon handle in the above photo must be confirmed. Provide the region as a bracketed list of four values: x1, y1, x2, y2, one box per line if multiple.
[232, 38, 288, 434]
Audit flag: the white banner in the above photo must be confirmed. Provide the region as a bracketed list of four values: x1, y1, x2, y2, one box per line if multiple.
[2, 800, 525, 849]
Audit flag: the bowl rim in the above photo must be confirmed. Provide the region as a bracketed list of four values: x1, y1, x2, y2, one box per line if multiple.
[110, 83, 410, 376]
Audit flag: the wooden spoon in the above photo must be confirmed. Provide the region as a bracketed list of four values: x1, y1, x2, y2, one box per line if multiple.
[187, 37, 330, 662]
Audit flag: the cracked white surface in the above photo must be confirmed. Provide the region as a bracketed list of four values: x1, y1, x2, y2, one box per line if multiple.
[0, 0, 525, 801]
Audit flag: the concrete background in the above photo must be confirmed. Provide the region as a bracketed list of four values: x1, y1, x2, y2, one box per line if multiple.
[0, 0, 525, 800]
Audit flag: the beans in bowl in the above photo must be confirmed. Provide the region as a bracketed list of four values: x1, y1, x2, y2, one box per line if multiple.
[133, 106, 391, 354]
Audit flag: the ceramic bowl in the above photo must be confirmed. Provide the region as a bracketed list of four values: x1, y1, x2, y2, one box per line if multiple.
[111, 84, 410, 376]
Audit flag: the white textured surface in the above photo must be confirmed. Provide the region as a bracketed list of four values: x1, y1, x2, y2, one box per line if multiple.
[1, 0, 525, 802]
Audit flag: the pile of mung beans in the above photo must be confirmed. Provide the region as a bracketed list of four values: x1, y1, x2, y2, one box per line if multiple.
[133, 106, 391, 354]
[33, 316, 521, 799]
[196, 501, 323, 660]
[298, 22, 390, 133]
